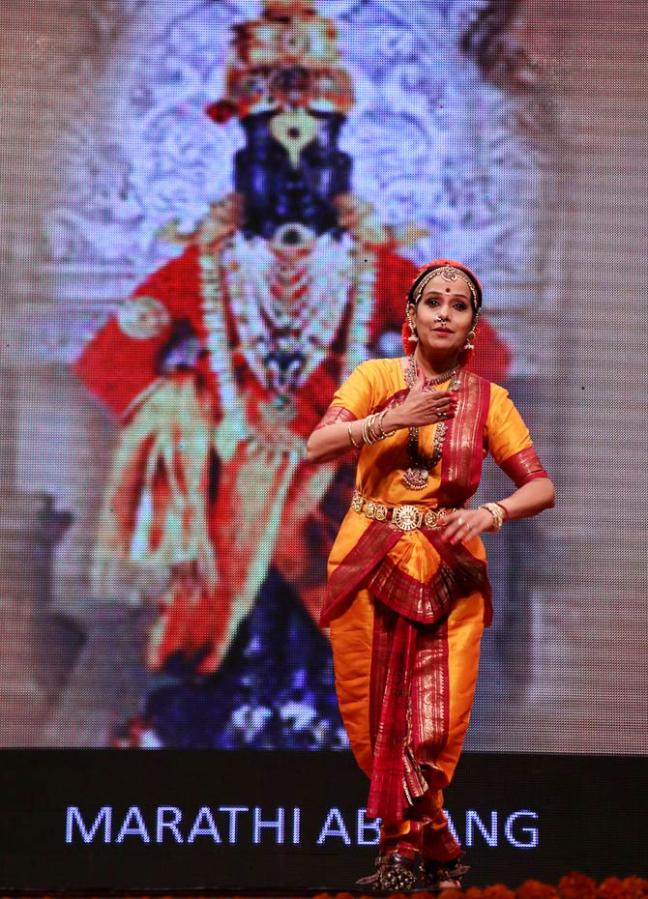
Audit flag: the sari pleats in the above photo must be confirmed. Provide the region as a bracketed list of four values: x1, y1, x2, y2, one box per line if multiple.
[406, 617, 449, 799]
[366, 602, 451, 824]
[334, 586, 483, 845]
[367, 607, 416, 821]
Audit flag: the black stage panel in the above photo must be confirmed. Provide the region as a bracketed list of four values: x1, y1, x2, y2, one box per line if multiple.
[0, 751, 645, 893]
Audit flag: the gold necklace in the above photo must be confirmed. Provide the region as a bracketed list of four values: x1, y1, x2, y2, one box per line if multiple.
[406, 352, 458, 387]
[402, 354, 460, 490]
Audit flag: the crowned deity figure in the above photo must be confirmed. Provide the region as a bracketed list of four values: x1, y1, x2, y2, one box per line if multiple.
[74, 0, 509, 744]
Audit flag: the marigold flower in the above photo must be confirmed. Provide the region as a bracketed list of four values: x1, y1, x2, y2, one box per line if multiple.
[483, 884, 515, 899]
[438, 888, 466, 899]
[559, 872, 598, 899]
[620, 878, 648, 899]
[517, 877, 559, 899]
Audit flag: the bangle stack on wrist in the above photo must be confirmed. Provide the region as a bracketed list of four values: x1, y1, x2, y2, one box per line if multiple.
[480, 502, 507, 531]
[360, 409, 397, 446]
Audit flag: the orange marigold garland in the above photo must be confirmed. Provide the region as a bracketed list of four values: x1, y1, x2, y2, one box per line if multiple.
[517, 878, 560, 899]
[620, 876, 648, 899]
[31, 877, 645, 898]
[314, 877, 648, 899]
[483, 885, 516, 899]
[598, 877, 648, 899]
[559, 872, 599, 899]
[598, 877, 627, 899]
[465, 887, 485, 899]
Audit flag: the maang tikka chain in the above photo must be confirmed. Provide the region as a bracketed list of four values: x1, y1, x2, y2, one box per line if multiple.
[410, 265, 478, 310]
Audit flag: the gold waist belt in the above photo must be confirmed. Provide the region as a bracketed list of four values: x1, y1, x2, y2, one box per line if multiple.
[351, 489, 457, 532]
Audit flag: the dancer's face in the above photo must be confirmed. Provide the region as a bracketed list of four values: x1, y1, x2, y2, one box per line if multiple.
[409, 273, 474, 360]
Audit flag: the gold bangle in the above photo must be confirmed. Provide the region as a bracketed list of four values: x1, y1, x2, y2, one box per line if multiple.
[480, 502, 505, 531]
[361, 410, 397, 446]
[376, 408, 397, 439]
[363, 413, 380, 445]
[347, 422, 362, 449]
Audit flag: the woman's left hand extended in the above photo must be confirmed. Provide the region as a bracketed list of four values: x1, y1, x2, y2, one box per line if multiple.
[443, 507, 496, 545]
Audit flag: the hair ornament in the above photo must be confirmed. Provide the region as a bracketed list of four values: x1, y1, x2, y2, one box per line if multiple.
[406, 259, 482, 313]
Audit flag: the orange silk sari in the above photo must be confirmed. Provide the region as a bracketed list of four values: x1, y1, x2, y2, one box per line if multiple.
[320, 358, 547, 858]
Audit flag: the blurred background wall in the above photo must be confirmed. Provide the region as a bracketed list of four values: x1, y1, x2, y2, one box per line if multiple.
[0, 0, 645, 751]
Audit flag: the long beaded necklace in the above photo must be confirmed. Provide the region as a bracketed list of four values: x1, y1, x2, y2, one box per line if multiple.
[402, 353, 460, 490]
[222, 232, 353, 397]
[199, 236, 375, 446]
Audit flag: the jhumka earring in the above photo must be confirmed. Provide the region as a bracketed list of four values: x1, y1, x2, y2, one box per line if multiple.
[464, 314, 479, 351]
[464, 329, 476, 351]
[407, 317, 419, 342]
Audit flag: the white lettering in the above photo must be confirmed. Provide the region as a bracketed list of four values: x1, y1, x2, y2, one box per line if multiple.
[356, 809, 380, 846]
[292, 807, 301, 845]
[65, 806, 112, 844]
[218, 806, 248, 844]
[466, 810, 498, 847]
[317, 808, 351, 845]
[187, 807, 222, 843]
[116, 806, 150, 843]
[253, 807, 285, 844]
[446, 811, 459, 844]
[66, 803, 539, 851]
[156, 806, 183, 843]
[505, 811, 539, 848]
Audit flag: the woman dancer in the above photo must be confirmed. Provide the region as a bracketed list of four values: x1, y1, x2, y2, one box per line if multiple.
[306, 260, 555, 892]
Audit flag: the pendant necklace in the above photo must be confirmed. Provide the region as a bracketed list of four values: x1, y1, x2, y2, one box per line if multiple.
[402, 353, 460, 490]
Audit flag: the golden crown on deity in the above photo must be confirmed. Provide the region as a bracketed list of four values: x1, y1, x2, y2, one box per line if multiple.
[206, 0, 354, 123]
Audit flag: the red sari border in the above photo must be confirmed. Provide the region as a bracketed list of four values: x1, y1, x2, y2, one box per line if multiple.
[321, 520, 403, 626]
[314, 404, 357, 430]
[368, 529, 492, 627]
[367, 606, 416, 821]
[322, 520, 492, 629]
[438, 370, 491, 508]
[366, 588, 459, 827]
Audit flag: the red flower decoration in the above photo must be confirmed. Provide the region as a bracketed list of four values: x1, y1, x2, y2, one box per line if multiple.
[205, 99, 237, 124]
[483, 884, 516, 899]
[621, 877, 648, 899]
[598, 877, 626, 899]
[100, 874, 648, 898]
[517, 878, 559, 899]
[559, 872, 598, 899]
[465, 887, 485, 899]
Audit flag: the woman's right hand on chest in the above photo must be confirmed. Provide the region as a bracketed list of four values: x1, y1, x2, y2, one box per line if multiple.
[386, 370, 458, 430]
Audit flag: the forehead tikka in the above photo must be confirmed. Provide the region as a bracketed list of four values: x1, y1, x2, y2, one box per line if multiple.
[410, 265, 478, 310]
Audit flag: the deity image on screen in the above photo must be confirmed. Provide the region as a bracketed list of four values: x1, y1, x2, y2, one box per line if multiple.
[47, 0, 553, 748]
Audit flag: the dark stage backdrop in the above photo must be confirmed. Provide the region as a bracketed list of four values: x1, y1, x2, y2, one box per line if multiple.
[1, 751, 646, 892]
[0, 0, 646, 891]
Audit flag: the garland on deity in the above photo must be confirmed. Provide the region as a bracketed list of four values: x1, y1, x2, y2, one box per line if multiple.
[199, 232, 376, 460]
